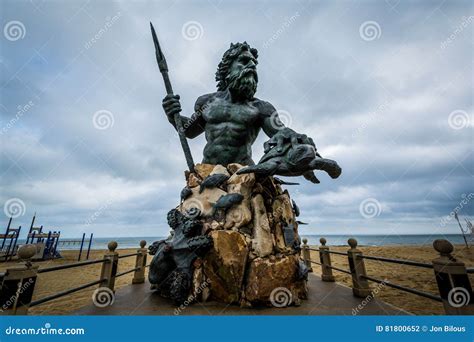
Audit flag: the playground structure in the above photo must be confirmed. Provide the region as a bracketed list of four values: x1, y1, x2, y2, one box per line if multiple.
[24, 214, 61, 260]
[1, 214, 95, 262]
[57, 233, 94, 261]
[0, 217, 21, 261]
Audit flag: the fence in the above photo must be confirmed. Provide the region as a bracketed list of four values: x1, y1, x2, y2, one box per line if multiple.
[2, 237, 472, 315]
[0, 240, 148, 315]
[301, 237, 474, 315]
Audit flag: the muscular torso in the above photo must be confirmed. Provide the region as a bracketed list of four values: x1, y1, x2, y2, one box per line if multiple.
[202, 94, 261, 165]
[183, 91, 275, 166]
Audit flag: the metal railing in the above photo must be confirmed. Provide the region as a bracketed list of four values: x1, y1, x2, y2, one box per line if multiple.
[301, 237, 474, 315]
[37, 258, 106, 274]
[0, 240, 148, 315]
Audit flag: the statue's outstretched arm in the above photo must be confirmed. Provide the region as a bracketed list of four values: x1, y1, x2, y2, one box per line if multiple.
[260, 101, 316, 153]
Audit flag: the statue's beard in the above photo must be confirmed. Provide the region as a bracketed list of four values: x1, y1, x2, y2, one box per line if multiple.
[226, 69, 258, 100]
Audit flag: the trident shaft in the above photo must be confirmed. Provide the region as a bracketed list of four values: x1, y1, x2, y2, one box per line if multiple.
[150, 22, 195, 173]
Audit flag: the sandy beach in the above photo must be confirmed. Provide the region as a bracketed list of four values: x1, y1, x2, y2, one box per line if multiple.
[309, 244, 474, 315]
[1, 244, 473, 315]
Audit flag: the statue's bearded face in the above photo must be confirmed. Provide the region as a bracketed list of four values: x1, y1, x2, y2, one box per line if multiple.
[226, 50, 258, 100]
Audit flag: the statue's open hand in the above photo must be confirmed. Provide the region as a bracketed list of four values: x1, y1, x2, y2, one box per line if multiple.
[162, 94, 182, 118]
[264, 128, 316, 154]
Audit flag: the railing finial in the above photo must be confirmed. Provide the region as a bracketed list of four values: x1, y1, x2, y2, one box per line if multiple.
[320, 237, 327, 246]
[108, 241, 118, 252]
[348, 238, 358, 249]
[18, 244, 36, 261]
[433, 239, 453, 257]
[140, 240, 147, 248]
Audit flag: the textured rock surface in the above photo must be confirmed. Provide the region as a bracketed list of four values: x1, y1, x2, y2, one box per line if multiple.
[244, 254, 307, 305]
[251, 194, 274, 257]
[210, 164, 230, 177]
[273, 222, 287, 252]
[181, 186, 226, 217]
[194, 163, 215, 180]
[173, 164, 306, 306]
[203, 230, 248, 303]
[272, 192, 294, 224]
[224, 167, 254, 230]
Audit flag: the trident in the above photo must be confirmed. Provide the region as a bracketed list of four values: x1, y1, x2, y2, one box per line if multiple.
[150, 22, 195, 173]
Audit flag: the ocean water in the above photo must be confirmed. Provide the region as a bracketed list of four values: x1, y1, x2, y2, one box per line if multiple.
[15, 234, 469, 251]
[300, 234, 469, 247]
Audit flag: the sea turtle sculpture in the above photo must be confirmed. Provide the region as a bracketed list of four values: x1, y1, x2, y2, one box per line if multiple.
[237, 137, 341, 184]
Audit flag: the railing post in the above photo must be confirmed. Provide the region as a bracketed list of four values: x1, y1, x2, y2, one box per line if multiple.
[319, 238, 335, 282]
[432, 239, 474, 315]
[347, 238, 371, 297]
[302, 238, 313, 272]
[0, 245, 39, 315]
[132, 240, 147, 284]
[99, 241, 118, 291]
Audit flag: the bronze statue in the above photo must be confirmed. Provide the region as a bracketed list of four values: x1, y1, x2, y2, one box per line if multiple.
[161, 41, 340, 181]
[149, 24, 341, 307]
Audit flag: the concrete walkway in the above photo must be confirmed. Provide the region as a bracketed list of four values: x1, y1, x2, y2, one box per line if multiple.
[75, 274, 408, 315]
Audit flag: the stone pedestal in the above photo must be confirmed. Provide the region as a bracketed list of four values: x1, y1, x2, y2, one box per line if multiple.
[179, 163, 308, 307]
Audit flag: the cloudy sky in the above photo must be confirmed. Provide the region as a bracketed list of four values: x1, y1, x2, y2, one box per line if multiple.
[1, 0, 472, 238]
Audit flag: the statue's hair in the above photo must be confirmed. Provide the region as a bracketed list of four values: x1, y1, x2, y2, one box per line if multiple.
[215, 42, 258, 91]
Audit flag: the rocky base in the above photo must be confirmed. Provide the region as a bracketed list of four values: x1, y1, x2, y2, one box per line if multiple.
[179, 163, 308, 307]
